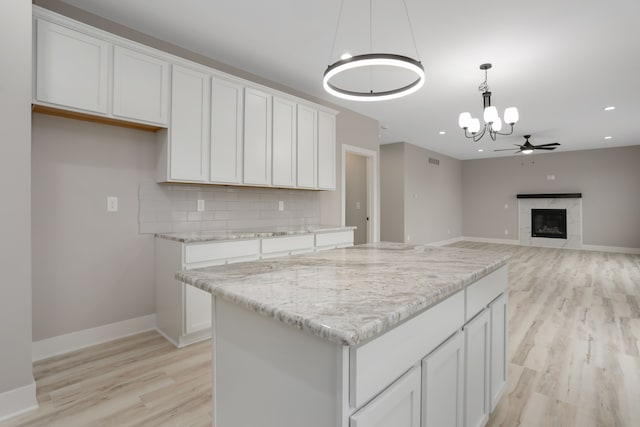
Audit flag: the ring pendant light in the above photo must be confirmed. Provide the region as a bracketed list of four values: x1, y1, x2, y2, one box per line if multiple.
[323, 0, 424, 101]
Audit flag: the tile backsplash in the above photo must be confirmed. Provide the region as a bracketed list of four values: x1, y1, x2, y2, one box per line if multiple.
[138, 182, 321, 234]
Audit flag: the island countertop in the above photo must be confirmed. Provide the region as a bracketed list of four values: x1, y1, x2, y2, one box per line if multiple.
[176, 242, 510, 346]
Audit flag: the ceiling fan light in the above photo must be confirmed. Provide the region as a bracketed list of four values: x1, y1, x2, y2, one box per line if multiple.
[468, 118, 481, 134]
[483, 106, 498, 123]
[458, 112, 472, 129]
[504, 107, 519, 125]
[491, 117, 503, 132]
[521, 148, 533, 154]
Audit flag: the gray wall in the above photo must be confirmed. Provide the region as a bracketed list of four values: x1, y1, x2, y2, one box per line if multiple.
[345, 153, 368, 245]
[462, 146, 640, 248]
[0, 0, 33, 400]
[403, 143, 463, 244]
[32, 114, 157, 341]
[380, 142, 463, 244]
[380, 144, 405, 242]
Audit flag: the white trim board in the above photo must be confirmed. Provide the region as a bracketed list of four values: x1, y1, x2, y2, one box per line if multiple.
[428, 236, 465, 247]
[0, 380, 38, 422]
[32, 314, 156, 362]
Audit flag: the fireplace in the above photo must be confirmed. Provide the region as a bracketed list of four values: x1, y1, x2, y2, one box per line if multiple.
[531, 209, 567, 239]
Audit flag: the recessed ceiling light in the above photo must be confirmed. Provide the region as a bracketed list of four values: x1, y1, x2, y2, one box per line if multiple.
[340, 53, 352, 60]
[478, 149, 484, 152]
[604, 136, 613, 140]
[439, 131, 446, 135]
[604, 106, 616, 111]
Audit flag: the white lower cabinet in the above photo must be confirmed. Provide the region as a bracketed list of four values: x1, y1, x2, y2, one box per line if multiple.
[422, 331, 464, 427]
[350, 366, 421, 427]
[464, 309, 491, 427]
[490, 293, 508, 411]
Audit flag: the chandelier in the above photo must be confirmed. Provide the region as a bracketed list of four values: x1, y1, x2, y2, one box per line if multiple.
[323, 0, 425, 101]
[458, 63, 519, 142]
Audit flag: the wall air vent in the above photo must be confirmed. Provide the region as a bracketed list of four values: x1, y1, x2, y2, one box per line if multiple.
[428, 157, 440, 166]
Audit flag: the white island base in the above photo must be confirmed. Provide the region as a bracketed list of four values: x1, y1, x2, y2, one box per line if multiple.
[209, 265, 508, 427]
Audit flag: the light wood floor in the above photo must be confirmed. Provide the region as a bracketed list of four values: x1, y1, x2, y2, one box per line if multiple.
[2, 243, 638, 427]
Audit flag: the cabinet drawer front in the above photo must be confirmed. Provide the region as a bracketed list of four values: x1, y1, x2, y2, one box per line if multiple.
[351, 290, 464, 408]
[261, 235, 314, 254]
[350, 366, 421, 427]
[465, 266, 507, 321]
[185, 240, 260, 264]
[315, 230, 354, 248]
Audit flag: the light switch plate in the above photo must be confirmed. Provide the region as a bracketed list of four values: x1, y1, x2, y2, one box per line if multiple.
[356, 201, 361, 210]
[107, 196, 118, 212]
[278, 201, 285, 211]
[197, 200, 205, 212]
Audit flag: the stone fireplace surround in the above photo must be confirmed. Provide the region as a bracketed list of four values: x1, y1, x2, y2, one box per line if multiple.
[518, 193, 582, 249]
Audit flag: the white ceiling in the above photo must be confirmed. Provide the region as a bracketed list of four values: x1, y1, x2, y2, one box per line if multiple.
[59, 0, 640, 160]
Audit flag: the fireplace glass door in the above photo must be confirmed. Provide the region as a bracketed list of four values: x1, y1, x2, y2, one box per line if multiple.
[531, 209, 567, 239]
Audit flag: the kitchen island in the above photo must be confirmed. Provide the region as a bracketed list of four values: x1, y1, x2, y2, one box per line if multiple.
[177, 242, 510, 427]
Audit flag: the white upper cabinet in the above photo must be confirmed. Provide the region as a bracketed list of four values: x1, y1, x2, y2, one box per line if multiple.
[210, 77, 243, 184]
[318, 110, 336, 190]
[168, 64, 210, 182]
[296, 104, 318, 189]
[35, 19, 109, 114]
[272, 97, 297, 187]
[112, 46, 169, 125]
[243, 88, 272, 186]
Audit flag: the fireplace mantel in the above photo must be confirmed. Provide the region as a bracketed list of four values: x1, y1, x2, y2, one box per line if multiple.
[517, 193, 582, 199]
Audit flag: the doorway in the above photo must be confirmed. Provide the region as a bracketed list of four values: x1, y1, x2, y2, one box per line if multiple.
[342, 145, 379, 244]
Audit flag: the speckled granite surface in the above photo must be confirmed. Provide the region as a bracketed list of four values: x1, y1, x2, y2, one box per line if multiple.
[177, 242, 510, 346]
[156, 225, 355, 243]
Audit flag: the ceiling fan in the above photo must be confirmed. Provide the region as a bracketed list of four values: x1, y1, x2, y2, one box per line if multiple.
[494, 135, 560, 154]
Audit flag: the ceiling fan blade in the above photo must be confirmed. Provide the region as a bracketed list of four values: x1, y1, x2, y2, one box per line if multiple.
[534, 147, 557, 150]
[534, 143, 561, 147]
[494, 148, 520, 152]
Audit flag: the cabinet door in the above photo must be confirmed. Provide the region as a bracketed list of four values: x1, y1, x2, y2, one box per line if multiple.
[35, 19, 109, 114]
[422, 331, 464, 427]
[243, 88, 272, 186]
[318, 111, 336, 190]
[351, 366, 421, 427]
[296, 104, 318, 189]
[464, 309, 491, 427]
[272, 97, 297, 187]
[211, 77, 243, 184]
[490, 293, 508, 411]
[112, 46, 169, 125]
[169, 64, 210, 181]
[184, 284, 212, 334]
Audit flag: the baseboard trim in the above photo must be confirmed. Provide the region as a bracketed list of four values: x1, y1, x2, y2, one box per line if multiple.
[428, 236, 465, 246]
[32, 314, 156, 362]
[581, 244, 640, 255]
[462, 236, 521, 245]
[0, 380, 38, 422]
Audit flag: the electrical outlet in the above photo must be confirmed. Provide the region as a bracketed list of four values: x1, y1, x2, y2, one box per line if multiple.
[107, 196, 118, 212]
[197, 199, 205, 212]
[504, 203, 509, 209]
[547, 174, 556, 181]
[407, 235, 411, 242]
[504, 229, 509, 235]
[447, 229, 451, 235]
[278, 201, 284, 211]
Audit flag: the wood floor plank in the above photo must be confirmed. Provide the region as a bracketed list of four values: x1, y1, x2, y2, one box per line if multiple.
[1, 243, 637, 426]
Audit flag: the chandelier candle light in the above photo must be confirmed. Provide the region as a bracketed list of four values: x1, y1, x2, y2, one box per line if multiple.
[458, 63, 519, 142]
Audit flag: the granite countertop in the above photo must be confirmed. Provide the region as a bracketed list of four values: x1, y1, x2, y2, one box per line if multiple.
[176, 242, 510, 346]
[156, 225, 356, 243]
